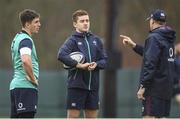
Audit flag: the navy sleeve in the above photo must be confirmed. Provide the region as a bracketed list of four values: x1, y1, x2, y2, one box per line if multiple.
[95, 38, 108, 69]
[57, 38, 78, 68]
[18, 38, 32, 52]
[174, 57, 180, 84]
[173, 56, 180, 95]
[133, 44, 144, 56]
[140, 36, 161, 88]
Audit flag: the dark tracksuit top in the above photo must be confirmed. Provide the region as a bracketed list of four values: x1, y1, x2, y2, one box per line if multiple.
[134, 44, 180, 97]
[133, 26, 176, 100]
[134, 45, 180, 97]
[58, 31, 107, 91]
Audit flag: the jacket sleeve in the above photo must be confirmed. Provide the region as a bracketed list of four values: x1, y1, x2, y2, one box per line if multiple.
[96, 38, 108, 69]
[57, 38, 78, 67]
[174, 58, 179, 85]
[173, 57, 180, 96]
[133, 44, 144, 56]
[140, 36, 161, 89]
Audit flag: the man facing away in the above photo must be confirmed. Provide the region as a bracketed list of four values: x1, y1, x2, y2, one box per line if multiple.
[58, 9, 107, 118]
[10, 9, 40, 118]
[120, 20, 180, 106]
[120, 9, 176, 118]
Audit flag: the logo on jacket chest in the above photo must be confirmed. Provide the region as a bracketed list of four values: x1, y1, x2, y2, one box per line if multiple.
[78, 42, 83, 45]
[78, 40, 97, 46]
[93, 40, 97, 46]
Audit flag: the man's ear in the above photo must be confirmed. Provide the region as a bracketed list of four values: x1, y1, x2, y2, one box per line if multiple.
[152, 20, 155, 24]
[73, 22, 76, 28]
[25, 22, 31, 28]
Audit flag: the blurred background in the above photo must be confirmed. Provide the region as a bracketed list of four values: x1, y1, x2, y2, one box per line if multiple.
[0, 0, 180, 118]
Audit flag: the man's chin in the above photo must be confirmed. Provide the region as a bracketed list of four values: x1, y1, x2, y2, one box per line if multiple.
[34, 31, 39, 34]
[82, 29, 89, 32]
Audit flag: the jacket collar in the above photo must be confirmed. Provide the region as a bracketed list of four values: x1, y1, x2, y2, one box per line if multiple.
[149, 25, 165, 33]
[72, 31, 93, 38]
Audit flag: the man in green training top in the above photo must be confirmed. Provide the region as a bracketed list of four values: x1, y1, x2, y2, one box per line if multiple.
[10, 9, 41, 118]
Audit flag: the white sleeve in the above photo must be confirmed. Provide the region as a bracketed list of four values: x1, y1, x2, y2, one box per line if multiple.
[20, 47, 32, 56]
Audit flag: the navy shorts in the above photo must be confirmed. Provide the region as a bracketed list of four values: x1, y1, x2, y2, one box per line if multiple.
[67, 88, 99, 110]
[10, 88, 38, 117]
[142, 96, 171, 117]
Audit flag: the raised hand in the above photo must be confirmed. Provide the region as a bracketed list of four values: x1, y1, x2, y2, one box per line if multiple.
[120, 35, 136, 48]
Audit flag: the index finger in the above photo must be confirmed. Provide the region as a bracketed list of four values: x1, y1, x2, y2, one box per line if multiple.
[120, 35, 129, 39]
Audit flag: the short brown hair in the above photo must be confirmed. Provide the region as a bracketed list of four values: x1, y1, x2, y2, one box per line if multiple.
[19, 9, 40, 27]
[72, 9, 89, 22]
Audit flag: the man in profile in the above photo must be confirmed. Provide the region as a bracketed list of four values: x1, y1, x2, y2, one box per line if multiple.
[120, 9, 176, 118]
[10, 9, 40, 118]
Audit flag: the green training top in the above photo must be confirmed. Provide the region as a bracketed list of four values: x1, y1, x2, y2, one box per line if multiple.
[10, 32, 39, 90]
